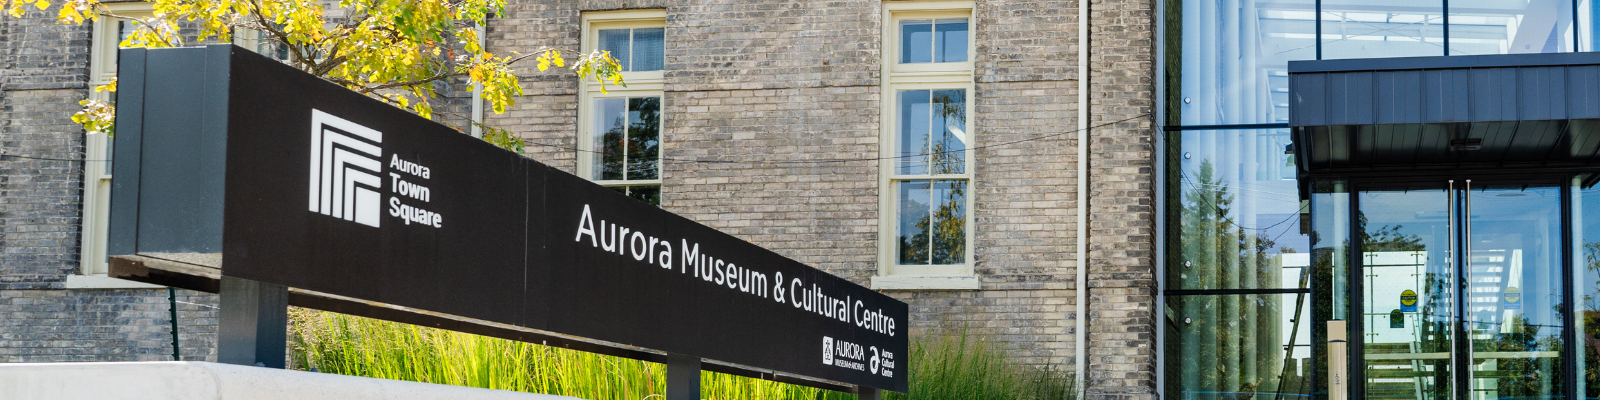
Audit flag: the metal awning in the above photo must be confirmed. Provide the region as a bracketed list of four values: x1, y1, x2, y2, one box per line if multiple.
[1288, 52, 1600, 177]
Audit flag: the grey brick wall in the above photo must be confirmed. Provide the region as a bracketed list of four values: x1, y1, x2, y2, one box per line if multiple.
[0, 9, 220, 364]
[483, 0, 1157, 380]
[1086, 0, 1158, 398]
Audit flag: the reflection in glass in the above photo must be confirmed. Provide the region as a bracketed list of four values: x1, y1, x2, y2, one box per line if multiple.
[627, 97, 660, 180]
[607, 185, 661, 206]
[1466, 185, 1564, 400]
[1165, 293, 1314, 400]
[1583, 0, 1596, 51]
[1319, 0, 1446, 59]
[1172, 128, 1307, 290]
[898, 180, 966, 266]
[1309, 180, 1349, 400]
[900, 18, 969, 63]
[598, 29, 631, 71]
[897, 89, 967, 175]
[591, 97, 660, 182]
[1175, 0, 1314, 125]
[1450, 0, 1573, 55]
[593, 97, 627, 180]
[1577, 175, 1600, 399]
[1357, 187, 1454, 400]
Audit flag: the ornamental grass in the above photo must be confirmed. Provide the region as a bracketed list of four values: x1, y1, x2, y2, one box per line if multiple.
[288, 308, 1074, 400]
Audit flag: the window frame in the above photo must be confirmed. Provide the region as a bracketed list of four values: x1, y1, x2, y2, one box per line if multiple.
[885, 3, 974, 75]
[74, 3, 161, 289]
[876, 1, 978, 285]
[579, 10, 666, 199]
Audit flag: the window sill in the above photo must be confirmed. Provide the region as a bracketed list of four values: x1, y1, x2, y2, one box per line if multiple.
[871, 275, 980, 291]
[64, 274, 164, 290]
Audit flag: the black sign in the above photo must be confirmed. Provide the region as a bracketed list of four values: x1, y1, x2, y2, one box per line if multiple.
[129, 45, 908, 391]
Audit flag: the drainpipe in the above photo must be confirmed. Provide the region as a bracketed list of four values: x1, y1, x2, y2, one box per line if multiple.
[1075, 0, 1090, 395]
[470, 24, 486, 138]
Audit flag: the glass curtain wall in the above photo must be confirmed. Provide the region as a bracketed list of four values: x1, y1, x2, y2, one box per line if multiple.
[1166, 0, 1591, 399]
[1165, 126, 1313, 400]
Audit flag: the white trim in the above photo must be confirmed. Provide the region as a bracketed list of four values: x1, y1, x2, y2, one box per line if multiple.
[581, 9, 667, 84]
[870, 275, 981, 290]
[64, 274, 164, 289]
[877, 3, 977, 280]
[80, 4, 152, 278]
[578, 10, 666, 194]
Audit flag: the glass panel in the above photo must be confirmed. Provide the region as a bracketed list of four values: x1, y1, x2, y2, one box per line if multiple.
[1466, 184, 1564, 400]
[1164, 293, 1315, 400]
[1320, 0, 1447, 59]
[1172, 128, 1308, 290]
[632, 28, 664, 71]
[626, 97, 660, 180]
[1310, 180, 1351, 400]
[898, 90, 931, 175]
[931, 89, 966, 175]
[592, 97, 627, 181]
[930, 179, 967, 265]
[900, 20, 934, 63]
[1583, 0, 1596, 51]
[1450, 0, 1574, 55]
[934, 18, 968, 62]
[627, 185, 661, 206]
[1357, 186, 1453, 400]
[1576, 175, 1600, 399]
[598, 29, 632, 71]
[897, 180, 931, 265]
[1176, 0, 1315, 125]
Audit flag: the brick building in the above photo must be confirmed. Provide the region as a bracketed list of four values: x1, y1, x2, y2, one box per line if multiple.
[1, 0, 1162, 399]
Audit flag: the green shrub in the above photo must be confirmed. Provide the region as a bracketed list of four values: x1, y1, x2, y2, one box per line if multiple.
[289, 309, 1074, 400]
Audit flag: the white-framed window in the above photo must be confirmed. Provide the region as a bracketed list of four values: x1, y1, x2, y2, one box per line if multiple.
[580, 10, 665, 206]
[875, 1, 978, 289]
[73, 3, 161, 289]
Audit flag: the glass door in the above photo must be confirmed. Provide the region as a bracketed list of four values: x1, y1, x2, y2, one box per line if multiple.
[1356, 181, 1566, 400]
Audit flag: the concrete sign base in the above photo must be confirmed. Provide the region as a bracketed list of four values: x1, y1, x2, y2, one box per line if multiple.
[0, 361, 578, 400]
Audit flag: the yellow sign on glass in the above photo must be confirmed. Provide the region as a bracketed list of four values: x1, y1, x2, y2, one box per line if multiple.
[1400, 290, 1417, 312]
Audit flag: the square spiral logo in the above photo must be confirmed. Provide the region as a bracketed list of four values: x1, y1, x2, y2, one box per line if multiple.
[307, 109, 384, 228]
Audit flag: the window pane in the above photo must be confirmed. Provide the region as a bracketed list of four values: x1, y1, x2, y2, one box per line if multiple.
[898, 90, 931, 175]
[1450, 0, 1574, 55]
[1169, 128, 1308, 290]
[931, 89, 966, 175]
[1176, 0, 1314, 125]
[1320, 0, 1446, 59]
[1583, 0, 1595, 51]
[1575, 175, 1600, 399]
[934, 18, 968, 62]
[627, 185, 661, 206]
[599, 29, 632, 71]
[632, 28, 665, 71]
[900, 20, 934, 63]
[930, 179, 966, 265]
[593, 97, 627, 181]
[1164, 293, 1313, 400]
[897, 180, 931, 265]
[626, 97, 661, 180]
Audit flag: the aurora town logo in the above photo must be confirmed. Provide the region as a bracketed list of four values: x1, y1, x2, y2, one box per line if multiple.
[307, 109, 384, 228]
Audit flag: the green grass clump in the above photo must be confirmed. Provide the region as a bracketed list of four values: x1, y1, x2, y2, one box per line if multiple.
[289, 309, 1074, 400]
[888, 331, 1074, 400]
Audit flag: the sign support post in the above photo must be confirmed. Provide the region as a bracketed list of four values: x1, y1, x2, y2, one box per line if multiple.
[856, 386, 880, 400]
[666, 353, 700, 400]
[218, 276, 288, 368]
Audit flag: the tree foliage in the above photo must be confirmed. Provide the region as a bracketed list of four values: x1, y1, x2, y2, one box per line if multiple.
[9, 0, 624, 151]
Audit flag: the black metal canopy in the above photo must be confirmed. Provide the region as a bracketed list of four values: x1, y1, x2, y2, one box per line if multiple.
[1289, 52, 1600, 178]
